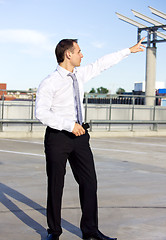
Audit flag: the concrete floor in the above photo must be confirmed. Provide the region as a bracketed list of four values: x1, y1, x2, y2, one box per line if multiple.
[0, 136, 166, 240]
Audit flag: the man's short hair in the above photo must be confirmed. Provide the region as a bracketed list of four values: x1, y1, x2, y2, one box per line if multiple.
[55, 39, 78, 64]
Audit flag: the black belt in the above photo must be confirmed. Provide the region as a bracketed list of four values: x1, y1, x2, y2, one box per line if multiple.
[47, 123, 89, 134]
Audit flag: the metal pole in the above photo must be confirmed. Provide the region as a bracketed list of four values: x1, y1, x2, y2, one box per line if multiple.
[2, 92, 4, 119]
[84, 94, 88, 123]
[108, 97, 112, 131]
[0, 92, 5, 131]
[89, 120, 92, 132]
[30, 94, 34, 132]
[131, 95, 135, 131]
[153, 30, 157, 48]
[137, 29, 141, 42]
[145, 47, 157, 106]
[147, 30, 151, 47]
[152, 103, 157, 131]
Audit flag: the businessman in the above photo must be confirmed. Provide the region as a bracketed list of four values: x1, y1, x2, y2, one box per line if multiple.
[35, 37, 145, 240]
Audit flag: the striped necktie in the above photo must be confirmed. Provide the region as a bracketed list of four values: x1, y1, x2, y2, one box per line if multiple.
[68, 73, 83, 125]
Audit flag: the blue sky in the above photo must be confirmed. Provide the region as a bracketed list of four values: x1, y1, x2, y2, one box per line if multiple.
[0, 0, 166, 93]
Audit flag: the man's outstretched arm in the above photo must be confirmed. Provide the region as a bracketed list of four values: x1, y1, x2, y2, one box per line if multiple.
[79, 37, 146, 83]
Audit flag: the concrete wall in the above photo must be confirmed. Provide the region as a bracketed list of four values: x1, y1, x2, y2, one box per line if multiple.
[1, 101, 166, 132]
[85, 104, 166, 121]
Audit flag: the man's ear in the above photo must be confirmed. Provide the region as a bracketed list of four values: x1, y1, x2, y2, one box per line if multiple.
[66, 50, 72, 60]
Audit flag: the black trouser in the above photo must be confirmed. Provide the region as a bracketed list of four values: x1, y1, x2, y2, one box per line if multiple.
[44, 126, 98, 237]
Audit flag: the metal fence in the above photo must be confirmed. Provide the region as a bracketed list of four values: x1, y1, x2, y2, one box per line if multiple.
[1, 90, 166, 132]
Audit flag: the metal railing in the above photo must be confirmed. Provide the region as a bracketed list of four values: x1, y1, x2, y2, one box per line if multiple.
[0, 90, 37, 132]
[89, 120, 166, 132]
[1, 90, 166, 132]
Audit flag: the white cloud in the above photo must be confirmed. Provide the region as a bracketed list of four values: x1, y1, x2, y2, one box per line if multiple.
[0, 29, 53, 54]
[91, 41, 105, 49]
[0, 29, 47, 45]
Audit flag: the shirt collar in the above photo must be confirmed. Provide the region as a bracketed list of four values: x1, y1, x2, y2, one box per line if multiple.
[56, 65, 78, 78]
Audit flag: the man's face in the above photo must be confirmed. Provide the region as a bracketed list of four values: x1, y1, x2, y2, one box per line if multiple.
[69, 42, 83, 67]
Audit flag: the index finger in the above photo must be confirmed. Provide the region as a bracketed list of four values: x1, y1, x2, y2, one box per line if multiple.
[139, 37, 146, 43]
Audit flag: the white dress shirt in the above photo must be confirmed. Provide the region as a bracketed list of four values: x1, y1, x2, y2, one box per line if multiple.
[35, 48, 131, 132]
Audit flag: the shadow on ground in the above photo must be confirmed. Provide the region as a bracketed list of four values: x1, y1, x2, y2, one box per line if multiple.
[0, 183, 82, 240]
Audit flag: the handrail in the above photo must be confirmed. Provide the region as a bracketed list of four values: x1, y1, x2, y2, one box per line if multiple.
[89, 119, 166, 131]
[0, 119, 41, 132]
[1, 118, 166, 132]
[0, 119, 40, 123]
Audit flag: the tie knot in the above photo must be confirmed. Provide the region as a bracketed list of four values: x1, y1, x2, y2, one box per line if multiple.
[68, 73, 76, 81]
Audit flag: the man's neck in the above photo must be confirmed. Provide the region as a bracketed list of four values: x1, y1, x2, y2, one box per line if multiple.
[59, 62, 74, 73]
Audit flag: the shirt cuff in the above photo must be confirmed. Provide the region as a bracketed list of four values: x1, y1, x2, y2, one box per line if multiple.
[122, 48, 131, 56]
[127, 48, 131, 55]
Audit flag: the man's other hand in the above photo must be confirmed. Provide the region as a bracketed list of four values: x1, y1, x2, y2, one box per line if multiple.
[72, 123, 85, 136]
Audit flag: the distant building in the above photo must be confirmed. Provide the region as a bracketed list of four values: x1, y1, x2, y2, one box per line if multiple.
[0, 83, 36, 101]
[134, 82, 145, 92]
[0, 83, 7, 96]
[134, 81, 165, 92]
